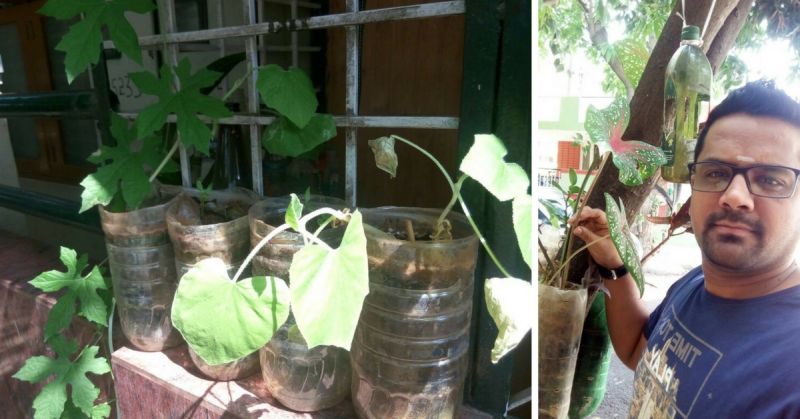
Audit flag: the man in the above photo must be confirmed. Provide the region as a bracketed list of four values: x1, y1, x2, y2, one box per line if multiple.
[571, 80, 800, 417]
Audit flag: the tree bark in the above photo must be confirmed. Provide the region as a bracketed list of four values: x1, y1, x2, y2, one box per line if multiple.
[567, 0, 752, 284]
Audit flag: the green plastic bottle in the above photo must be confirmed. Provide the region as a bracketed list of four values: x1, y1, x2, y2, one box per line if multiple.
[661, 25, 712, 183]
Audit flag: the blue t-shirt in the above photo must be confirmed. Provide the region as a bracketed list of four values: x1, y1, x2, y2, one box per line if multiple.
[628, 266, 800, 418]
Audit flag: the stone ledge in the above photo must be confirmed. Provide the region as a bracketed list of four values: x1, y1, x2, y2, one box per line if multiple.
[112, 345, 493, 419]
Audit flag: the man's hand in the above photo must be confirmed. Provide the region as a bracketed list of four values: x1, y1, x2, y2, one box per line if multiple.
[569, 206, 624, 269]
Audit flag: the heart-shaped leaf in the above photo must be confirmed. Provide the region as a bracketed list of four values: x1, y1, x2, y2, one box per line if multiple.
[171, 258, 290, 365]
[585, 97, 667, 186]
[256, 64, 318, 128]
[289, 210, 369, 350]
[460, 134, 530, 201]
[604, 193, 644, 296]
[611, 141, 667, 186]
[261, 114, 337, 158]
[485, 277, 533, 363]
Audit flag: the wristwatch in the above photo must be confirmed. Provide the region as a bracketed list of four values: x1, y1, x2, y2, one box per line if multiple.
[598, 264, 628, 280]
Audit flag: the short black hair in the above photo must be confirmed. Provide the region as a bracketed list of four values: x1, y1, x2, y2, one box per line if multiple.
[694, 80, 800, 160]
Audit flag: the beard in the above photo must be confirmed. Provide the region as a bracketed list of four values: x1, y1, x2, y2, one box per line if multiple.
[699, 210, 766, 270]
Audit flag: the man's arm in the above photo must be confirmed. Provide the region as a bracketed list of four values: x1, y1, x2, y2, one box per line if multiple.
[570, 206, 650, 370]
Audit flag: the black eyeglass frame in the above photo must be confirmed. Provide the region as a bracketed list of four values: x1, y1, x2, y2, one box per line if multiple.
[687, 161, 800, 199]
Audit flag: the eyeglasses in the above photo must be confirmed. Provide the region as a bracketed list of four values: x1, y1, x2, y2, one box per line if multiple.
[688, 161, 800, 199]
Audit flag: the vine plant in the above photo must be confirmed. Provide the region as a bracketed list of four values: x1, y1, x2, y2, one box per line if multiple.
[14, 1, 338, 417]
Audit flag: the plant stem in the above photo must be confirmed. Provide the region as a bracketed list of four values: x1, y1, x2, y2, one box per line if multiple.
[233, 207, 349, 282]
[297, 208, 350, 251]
[457, 195, 514, 278]
[389, 135, 455, 190]
[389, 134, 513, 278]
[559, 152, 608, 288]
[435, 175, 467, 238]
[148, 137, 180, 183]
[550, 234, 611, 281]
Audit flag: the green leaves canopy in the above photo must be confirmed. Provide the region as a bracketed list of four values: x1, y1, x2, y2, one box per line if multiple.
[171, 258, 291, 365]
[604, 193, 644, 296]
[585, 97, 666, 186]
[79, 113, 176, 213]
[131, 58, 232, 156]
[39, 0, 155, 84]
[13, 336, 110, 419]
[289, 210, 369, 350]
[29, 247, 108, 339]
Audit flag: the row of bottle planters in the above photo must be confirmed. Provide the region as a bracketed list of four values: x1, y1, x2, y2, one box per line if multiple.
[101, 186, 478, 418]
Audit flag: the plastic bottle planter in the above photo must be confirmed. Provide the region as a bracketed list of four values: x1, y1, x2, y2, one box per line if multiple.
[166, 187, 259, 381]
[352, 207, 478, 419]
[100, 194, 183, 352]
[188, 345, 261, 382]
[166, 187, 258, 278]
[260, 318, 352, 411]
[248, 195, 351, 410]
[538, 284, 588, 419]
[248, 195, 346, 277]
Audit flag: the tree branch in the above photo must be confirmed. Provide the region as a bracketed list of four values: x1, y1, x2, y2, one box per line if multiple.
[577, 0, 635, 100]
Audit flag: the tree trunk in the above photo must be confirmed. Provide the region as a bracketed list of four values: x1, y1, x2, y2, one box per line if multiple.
[567, 0, 754, 284]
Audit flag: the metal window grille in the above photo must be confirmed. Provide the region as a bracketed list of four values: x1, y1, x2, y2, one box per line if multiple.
[124, 0, 465, 207]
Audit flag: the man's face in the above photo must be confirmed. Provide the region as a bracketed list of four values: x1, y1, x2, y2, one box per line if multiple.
[690, 114, 800, 272]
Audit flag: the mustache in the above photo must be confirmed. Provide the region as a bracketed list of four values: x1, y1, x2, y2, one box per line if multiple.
[704, 210, 764, 234]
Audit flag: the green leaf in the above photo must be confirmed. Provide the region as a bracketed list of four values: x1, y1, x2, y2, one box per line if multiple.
[13, 340, 110, 418]
[368, 136, 398, 178]
[261, 114, 336, 158]
[584, 97, 629, 149]
[39, 0, 155, 83]
[485, 277, 532, 363]
[256, 64, 318, 128]
[513, 195, 532, 269]
[460, 134, 530, 201]
[568, 168, 578, 185]
[611, 141, 668, 186]
[289, 210, 369, 349]
[584, 97, 666, 185]
[29, 247, 108, 327]
[604, 193, 644, 296]
[171, 258, 291, 365]
[286, 194, 304, 231]
[79, 113, 168, 212]
[132, 59, 232, 155]
[44, 293, 77, 341]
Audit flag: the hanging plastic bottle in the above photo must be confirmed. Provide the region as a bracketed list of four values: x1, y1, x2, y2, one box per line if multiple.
[661, 25, 712, 183]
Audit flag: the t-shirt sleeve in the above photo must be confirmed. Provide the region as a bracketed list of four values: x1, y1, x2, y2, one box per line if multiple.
[642, 265, 703, 340]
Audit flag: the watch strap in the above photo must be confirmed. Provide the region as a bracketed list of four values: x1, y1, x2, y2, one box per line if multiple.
[598, 264, 628, 280]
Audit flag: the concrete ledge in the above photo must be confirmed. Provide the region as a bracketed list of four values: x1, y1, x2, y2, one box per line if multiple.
[112, 345, 493, 419]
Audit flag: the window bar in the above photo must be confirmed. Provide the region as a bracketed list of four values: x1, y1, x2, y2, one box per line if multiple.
[244, 0, 265, 196]
[158, 0, 191, 188]
[290, 0, 299, 67]
[344, 0, 359, 207]
[257, 0, 267, 68]
[118, 113, 457, 129]
[216, 0, 228, 94]
[138, 2, 465, 47]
